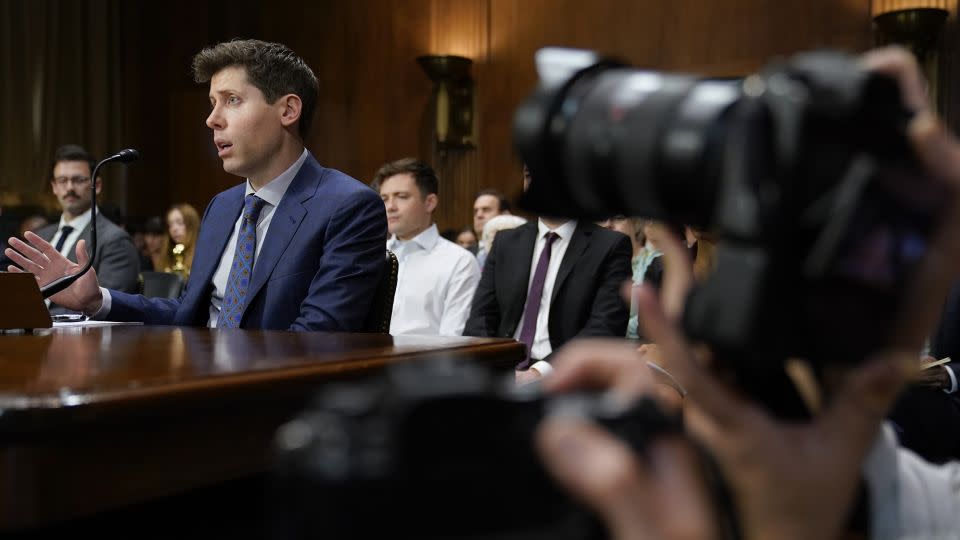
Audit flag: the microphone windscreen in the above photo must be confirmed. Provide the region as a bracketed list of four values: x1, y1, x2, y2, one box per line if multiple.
[113, 148, 141, 163]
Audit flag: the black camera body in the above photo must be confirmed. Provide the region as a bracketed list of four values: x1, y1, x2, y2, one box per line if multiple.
[270, 359, 679, 540]
[515, 48, 946, 417]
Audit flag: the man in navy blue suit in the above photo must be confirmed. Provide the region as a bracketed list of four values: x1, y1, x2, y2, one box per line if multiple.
[5, 39, 387, 331]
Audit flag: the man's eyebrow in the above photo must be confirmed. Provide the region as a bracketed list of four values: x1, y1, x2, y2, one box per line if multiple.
[210, 87, 241, 97]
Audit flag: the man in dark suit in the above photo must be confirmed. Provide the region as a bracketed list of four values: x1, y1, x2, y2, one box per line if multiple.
[887, 279, 960, 463]
[6, 39, 385, 331]
[464, 215, 632, 380]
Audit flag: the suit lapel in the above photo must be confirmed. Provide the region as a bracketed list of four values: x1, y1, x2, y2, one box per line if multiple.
[551, 222, 590, 304]
[191, 189, 244, 291]
[67, 220, 94, 264]
[244, 156, 320, 313]
[503, 223, 538, 325]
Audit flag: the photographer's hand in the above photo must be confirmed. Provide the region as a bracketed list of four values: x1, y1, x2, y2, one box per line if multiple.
[538, 47, 960, 540]
[539, 228, 905, 540]
[537, 339, 716, 540]
[863, 47, 960, 352]
[913, 356, 953, 391]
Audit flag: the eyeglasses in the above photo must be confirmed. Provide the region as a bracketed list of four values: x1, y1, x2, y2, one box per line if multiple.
[52, 175, 92, 187]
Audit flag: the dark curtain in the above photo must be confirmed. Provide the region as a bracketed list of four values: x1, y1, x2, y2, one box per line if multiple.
[0, 0, 135, 214]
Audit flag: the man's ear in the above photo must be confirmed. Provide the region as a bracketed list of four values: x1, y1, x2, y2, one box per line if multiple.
[425, 193, 439, 213]
[94, 176, 103, 196]
[278, 94, 303, 130]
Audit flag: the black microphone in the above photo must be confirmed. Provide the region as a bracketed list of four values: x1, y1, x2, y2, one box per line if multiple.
[41, 148, 141, 299]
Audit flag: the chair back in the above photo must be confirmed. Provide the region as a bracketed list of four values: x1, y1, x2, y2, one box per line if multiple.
[141, 271, 185, 299]
[362, 250, 399, 333]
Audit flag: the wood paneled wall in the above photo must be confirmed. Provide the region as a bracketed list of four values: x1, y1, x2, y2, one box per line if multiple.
[115, 0, 876, 231]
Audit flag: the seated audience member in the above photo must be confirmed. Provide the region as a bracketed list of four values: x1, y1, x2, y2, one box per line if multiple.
[887, 278, 960, 463]
[19, 214, 50, 236]
[6, 39, 385, 331]
[535, 47, 960, 540]
[375, 158, 480, 336]
[473, 188, 512, 264]
[33, 145, 140, 308]
[125, 218, 149, 270]
[141, 216, 168, 272]
[598, 215, 664, 338]
[465, 171, 632, 381]
[0, 210, 49, 269]
[454, 226, 478, 255]
[159, 203, 200, 276]
[479, 214, 527, 266]
[99, 202, 126, 230]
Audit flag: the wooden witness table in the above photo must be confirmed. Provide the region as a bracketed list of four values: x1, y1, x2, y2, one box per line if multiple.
[0, 324, 524, 534]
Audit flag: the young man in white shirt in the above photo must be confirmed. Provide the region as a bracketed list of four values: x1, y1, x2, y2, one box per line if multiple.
[375, 158, 480, 336]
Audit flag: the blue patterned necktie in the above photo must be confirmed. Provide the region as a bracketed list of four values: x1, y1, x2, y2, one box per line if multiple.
[218, 194, 267, 328]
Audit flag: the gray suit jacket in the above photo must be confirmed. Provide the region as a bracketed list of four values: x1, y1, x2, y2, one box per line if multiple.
[37, 212, 140, 297]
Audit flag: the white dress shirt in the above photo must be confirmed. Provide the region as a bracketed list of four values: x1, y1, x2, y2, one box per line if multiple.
[387, 223, 480, 336]
[95, 149, 308, 322]
[863, 423, 960, 538]
[47, 209, 94, 309]
[50, 208, 94, 257]
[513, 219, 578, 374]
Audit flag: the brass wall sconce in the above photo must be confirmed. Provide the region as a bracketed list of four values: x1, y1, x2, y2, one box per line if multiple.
[417, 55, 475, 149]
[872, 5, 950, 110]
[873, 7, 949, 62]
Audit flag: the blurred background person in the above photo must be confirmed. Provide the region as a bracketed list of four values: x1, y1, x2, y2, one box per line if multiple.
[473, 188, 511, 264]
[161, 203, 199, 276]
[454, 226, 478, 255]
[28, 144, 140, 305]
[478, 214, 527, 267]
[18, 214, 50, 236]
[142, 216, 169, 272]
[598, 216, 666, 338]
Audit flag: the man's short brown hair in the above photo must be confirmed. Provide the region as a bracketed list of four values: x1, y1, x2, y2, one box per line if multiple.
[371, 158, 439, 199]
[191, 39, 319, 140]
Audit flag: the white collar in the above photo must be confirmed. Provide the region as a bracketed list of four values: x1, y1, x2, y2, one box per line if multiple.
[59, 207, 94, 232]
[536, 218, 577, 241]
[244, 148, 309, 206]
[389, 223, 440, 251]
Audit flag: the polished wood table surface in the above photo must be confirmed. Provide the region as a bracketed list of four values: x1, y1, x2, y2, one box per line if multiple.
[0, 325, 524, 531]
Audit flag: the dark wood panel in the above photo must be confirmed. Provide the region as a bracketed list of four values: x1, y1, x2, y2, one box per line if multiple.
[115, 0, 875, 231]
[477, 0, 874, 224]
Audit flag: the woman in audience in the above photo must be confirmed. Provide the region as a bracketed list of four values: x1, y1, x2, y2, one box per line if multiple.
[598, 216, 669, 338]
[455, 226, 478, 255]
[161, 203, 199, 276]
[142, 216, 168, 272]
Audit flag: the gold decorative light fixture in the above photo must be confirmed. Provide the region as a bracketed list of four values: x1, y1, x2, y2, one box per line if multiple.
[872, 0, 954, 16]
[873, 4, 949, 60]
[872, 1, 952, 110]
[417, 55, 475, 150]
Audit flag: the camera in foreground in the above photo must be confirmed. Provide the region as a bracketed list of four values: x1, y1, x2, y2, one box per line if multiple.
[515, 47, 945, 417]
[270, 358, 678, 540]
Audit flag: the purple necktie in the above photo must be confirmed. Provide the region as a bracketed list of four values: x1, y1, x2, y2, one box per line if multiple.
[517, 232, 559, 369]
